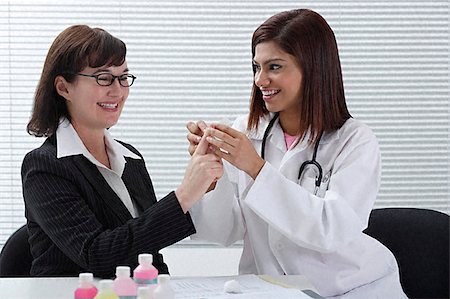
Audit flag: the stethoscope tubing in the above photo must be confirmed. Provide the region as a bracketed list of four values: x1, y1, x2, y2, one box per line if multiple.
[260, 113, 323, 189]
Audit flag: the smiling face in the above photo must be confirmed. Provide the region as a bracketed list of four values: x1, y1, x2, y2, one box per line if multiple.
[57, 62, 129, 135]
[253, 41, 303, 122]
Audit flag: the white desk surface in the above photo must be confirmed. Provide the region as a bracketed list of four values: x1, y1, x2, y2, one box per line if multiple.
[0, 275, 321, 299]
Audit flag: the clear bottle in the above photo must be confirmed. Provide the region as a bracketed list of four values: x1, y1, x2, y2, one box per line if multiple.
[136, 286, 151, 299]
[75, 273, 98, 299]
[94, 280, 119, 299]
[133, 254, 158, 288]
[152, 275, 174, 299]
[113, 266, 137, 299]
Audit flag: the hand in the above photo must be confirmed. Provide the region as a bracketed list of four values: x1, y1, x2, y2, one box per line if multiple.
[205, 123, 265, 180]
[176, 133, 224, 213]
[186, 120, 208, 156]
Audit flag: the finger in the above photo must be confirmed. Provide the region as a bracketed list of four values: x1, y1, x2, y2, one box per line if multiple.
[197, 120, 208, 132]
[206, 135, 234, 155]
[211, 146, 229, 161]
[205, 127, 237, 148]
[187, 132, 201, 145]
[194, 134, 209, 155]
[186, 121, 204, 136]
[211, 123, 241, 138]
[188, 144, 196, 156]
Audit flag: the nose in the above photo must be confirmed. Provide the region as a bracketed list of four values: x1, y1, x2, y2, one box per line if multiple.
[108, 77, 124, 95]
[254, 70, 270, 88]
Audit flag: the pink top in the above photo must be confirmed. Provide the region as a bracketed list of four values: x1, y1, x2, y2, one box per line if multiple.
[284, 132, 298, 150]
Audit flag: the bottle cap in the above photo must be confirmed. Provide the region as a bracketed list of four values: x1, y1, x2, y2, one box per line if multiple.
[158, 274, 171, 284]
[79, 272, 94, 287]
[99, 279, 114, 291]
[138, 253, 153, 266]
[116, 266, 131, 278]
[79, 272, 94, 283]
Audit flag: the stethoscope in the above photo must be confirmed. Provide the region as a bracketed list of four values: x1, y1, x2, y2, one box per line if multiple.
[261, 113, 324, 192]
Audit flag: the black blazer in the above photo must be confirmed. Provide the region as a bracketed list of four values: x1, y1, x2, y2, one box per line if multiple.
[21, 135, 196, 278]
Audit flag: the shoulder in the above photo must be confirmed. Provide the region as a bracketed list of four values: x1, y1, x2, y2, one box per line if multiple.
[337, 118, 377, 142]
[324, 118, 379, 158]
[23, 137, 57, 164]
[22, 135, 78, 179]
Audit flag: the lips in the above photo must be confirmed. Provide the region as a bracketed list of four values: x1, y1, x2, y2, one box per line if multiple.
[261, 89, 280, 101]
[97, 102, 119, 109]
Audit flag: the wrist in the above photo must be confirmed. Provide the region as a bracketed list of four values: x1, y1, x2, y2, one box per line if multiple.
[175, 186, 190, 214]
[249, 158, 265, 180]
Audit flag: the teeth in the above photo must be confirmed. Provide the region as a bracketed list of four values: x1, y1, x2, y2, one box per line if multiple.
[262, 90, 279, 96]
[98, 103, 118, 108]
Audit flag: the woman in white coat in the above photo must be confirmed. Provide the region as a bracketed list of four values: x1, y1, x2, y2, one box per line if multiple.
[186, 9, 407, 298]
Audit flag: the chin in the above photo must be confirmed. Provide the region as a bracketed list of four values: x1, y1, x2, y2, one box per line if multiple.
[104, 119, 119, 129]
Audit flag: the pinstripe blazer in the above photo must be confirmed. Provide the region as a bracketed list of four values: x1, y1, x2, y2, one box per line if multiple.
[21, 135, 196, 278]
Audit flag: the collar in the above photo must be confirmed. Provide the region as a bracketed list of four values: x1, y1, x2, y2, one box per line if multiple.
[56, 118, 141, 176]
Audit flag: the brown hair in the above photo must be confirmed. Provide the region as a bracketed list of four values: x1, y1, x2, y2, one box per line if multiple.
[248, 9, 351, 142]
[27, 25, 126, 137]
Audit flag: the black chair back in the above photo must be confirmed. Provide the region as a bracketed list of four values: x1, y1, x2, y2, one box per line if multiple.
[0, 225, 33, 277]
[364, 208, 449, 299]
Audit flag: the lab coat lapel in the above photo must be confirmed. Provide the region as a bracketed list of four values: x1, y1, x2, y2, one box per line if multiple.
[254, 116, 286, 158]
[72, 155, 132, 222]
[280, 134, 310, 166]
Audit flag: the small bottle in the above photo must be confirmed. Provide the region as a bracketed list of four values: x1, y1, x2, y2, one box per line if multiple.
[75, 273, 98, 299]
[133, 254, 158, 288]
[113, 266, 137, 299]
[136, 286, 151, 299]
[152, 275, 174, 299]
[94, 280, 119, 299]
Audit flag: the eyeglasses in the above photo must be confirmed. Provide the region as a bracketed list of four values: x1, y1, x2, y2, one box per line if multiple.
[75, 73, 136, 87]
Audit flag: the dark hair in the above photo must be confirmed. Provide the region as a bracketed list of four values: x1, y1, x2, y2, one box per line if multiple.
[248, 9, 351, 142]
[27, 25, 127, 137]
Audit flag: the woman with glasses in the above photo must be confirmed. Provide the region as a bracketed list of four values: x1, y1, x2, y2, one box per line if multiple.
[186, 9, 407, 298]
[21, 25, 223, 278]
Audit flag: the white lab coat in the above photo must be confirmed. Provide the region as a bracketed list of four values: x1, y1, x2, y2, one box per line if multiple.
[190, 114, 407, 298]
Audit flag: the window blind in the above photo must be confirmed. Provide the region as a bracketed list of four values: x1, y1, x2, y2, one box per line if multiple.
[0, 0, 448, 249]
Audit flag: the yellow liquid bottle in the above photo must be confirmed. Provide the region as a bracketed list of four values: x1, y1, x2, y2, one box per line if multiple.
[94, 280, 120, 299]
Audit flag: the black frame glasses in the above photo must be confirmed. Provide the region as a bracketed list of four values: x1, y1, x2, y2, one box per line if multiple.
[76, 73, 136, 87]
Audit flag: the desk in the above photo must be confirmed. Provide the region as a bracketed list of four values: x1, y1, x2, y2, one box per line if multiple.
[0, 275, 322, 299]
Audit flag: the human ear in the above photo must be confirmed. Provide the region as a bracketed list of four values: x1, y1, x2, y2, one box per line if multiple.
[54, 75, 71, 101]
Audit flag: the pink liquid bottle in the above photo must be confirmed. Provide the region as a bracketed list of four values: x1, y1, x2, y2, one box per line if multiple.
[113, 266, 137, 299]
[133, 254, 158, 290]
[75, 272, 98, 299]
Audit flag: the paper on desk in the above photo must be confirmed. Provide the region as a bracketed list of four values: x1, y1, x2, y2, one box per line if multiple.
[171, 274, 311, 299]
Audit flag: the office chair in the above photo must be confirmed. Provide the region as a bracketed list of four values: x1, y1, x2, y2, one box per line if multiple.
[0, 224, 33, 277]
[364, 208, 449, 299]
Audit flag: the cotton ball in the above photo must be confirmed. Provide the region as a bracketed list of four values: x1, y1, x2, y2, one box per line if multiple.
[224, 279, 242, 294]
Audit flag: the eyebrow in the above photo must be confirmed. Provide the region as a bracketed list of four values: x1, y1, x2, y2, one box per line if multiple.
[93, 68, 129, 74]
[252, 58, 286, 65]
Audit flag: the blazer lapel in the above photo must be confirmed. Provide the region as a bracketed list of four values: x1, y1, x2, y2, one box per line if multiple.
[122, 157, 155, 214]
[72, 155, 132, 223]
